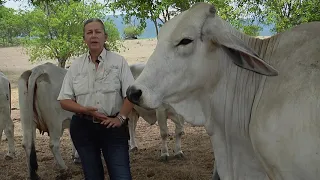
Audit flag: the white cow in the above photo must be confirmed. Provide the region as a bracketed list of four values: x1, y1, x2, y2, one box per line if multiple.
[128, 63, 185, 160]
[18, 62, 78, 180]
[126, 2, 320, 180]
[0, 72, 15, 160]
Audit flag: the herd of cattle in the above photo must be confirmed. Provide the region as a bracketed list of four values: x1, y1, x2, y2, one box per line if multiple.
[2, 2, 320, 180]
[0, 62, 187, 179]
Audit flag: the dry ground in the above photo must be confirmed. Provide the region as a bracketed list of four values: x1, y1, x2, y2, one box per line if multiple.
[0, 39, 214, 180]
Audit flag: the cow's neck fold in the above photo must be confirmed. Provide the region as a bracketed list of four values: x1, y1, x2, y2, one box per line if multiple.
[213, 62, 263, 137]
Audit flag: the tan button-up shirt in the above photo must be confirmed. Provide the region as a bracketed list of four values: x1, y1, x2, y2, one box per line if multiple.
[57, 48, 134, 116]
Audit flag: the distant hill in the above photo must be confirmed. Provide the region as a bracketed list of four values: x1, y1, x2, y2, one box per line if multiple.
[106, 15, 275, 39]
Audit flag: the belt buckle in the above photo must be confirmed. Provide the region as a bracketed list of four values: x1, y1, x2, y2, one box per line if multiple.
[92, 117, 100, 124]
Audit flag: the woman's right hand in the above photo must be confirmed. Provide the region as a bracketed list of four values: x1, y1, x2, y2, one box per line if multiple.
[83, 106, 108, 121]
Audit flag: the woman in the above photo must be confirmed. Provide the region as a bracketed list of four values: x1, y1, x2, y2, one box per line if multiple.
[58, 18, 134, 180]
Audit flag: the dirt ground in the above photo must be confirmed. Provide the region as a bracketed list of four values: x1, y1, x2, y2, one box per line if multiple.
[0, 39, 214, 180]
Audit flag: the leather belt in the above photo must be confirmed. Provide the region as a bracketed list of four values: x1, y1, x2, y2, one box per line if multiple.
[76, 113, 118, 124]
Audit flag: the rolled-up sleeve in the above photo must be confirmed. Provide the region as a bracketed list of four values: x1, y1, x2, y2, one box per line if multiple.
[57, 68, 75, 101]
[120, 58, 134, 98]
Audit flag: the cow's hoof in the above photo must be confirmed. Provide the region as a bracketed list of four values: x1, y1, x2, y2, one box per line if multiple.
[28, 174, 41, 180]
[4, 154, 14, 160]
[73, 157, 81, 164]
[160, 155, 169, 162]
[130, 147, 138, 152]
[56, 169, 72, 180]
[174, 152, 184, 159]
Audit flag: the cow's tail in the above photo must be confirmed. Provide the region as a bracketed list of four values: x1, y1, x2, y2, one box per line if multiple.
[18, 69, 39, 180]
[27, 67, 45, 180]
[9, 82, 11, 116]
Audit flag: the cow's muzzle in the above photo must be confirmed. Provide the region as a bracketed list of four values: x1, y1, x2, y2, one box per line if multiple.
[126, 85, 142, 105]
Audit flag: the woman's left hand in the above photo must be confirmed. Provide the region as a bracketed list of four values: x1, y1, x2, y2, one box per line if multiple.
[100, 117, 122, 128]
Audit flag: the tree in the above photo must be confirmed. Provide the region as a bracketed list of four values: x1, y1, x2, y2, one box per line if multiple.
[241, 0, 320, 33]
[109, 0, 263, 37]
[0, 7, 24, 46]
[123, 25, 144, 39]
[263, 0, 320, 33]
[109, 0, 162, 36]
[22, 0, 122, 68]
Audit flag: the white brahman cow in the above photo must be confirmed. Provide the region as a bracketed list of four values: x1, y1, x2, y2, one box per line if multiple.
[129, 63, 185, 160]
[0, 72, 15, 160]
[126, 2, 320, 180]
[18, 62, 78, 180]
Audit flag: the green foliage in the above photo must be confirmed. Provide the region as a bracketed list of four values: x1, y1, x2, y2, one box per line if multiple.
[109, 0, 160, 35]
[263, 0, 320, 33]
[0, 7, 24, 47]
[109, 0, 265, 36]
[242, 25, 262, 36]
[20, 0, 121, 68]
[123, 25, 144, 39]
[104, 19, 123, 51]
[241, 0, 320, 33]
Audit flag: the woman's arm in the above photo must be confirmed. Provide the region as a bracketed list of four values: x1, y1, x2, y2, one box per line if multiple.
[118, 98, 134, 118]
[60, 99, 89, 114]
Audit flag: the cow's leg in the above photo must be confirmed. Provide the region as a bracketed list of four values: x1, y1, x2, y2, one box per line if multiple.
[48, 127, 67, 170]
[170, 115, 184, 159]
[4, 118, 15, 160]
[68, 128, 81, 164]
[71, 138, 81, 164]
[212, 163, 220, 180]
[156, 109, 169, 161]
[0, 100, 15, 160]
[128, 109, 139, 152]
[0, 117, 5, 156]
[2, 131, 7, 141]
[209, 134, 220, 180]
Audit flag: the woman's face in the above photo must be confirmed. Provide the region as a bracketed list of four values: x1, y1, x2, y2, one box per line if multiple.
[83, 21, 107, 52]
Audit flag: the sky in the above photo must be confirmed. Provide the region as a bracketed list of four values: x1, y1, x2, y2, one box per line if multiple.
[4, 0, 31, 10]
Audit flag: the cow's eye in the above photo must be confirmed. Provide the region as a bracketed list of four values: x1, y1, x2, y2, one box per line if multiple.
[177, 38, 193, 46]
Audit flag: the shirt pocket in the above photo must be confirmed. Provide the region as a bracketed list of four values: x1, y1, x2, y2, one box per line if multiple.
[100, 68, 121, 92]
[73, 73, 89, 96]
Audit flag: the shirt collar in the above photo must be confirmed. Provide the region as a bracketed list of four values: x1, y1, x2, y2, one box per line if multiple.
[87, 48, 107, 63]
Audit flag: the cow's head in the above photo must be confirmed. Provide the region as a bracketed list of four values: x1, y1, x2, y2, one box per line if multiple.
[126, 3, 277, 111]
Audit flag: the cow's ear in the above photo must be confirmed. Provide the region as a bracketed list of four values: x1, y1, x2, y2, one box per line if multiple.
[221, 40, 278, 76]
[201, 6, 278, 76]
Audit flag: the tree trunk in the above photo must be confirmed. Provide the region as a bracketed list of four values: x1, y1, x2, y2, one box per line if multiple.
[58, 59, 66, 68]
[152, 19, 159, 37]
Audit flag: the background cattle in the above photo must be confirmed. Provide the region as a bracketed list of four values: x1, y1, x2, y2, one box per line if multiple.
[0, 72, 15, 160]
[18, 63, 77, 179]
[129, 63, 185, 160]
[126, 2, 320, 180]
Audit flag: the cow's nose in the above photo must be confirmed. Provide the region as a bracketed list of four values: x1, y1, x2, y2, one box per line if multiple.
[126, 86, 142, 105]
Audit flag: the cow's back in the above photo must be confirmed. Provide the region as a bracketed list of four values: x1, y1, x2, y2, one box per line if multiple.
[33, 62, 67, 97]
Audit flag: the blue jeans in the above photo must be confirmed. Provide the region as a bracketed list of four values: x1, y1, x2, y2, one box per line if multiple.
[70, 114, 132, 180]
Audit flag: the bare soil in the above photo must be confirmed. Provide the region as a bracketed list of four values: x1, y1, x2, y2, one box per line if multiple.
[0, 39, 213, 180]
